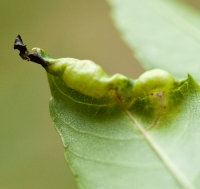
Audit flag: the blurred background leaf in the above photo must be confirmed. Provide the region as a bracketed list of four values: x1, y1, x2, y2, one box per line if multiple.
[108, 0, 200, 82]
[0, 0, 143, 189]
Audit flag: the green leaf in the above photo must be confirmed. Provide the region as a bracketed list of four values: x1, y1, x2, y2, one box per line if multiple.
[48, 72, 200, 189]
[107, 0, 200, 82]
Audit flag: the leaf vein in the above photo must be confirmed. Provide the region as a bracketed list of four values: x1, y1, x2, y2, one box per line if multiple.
[61, 119, 143, 141]
[68, 149, 161, 169]
[52, 76, 115, 107]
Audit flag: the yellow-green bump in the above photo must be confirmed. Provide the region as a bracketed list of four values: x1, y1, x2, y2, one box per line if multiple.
[33, 48, 176, 99]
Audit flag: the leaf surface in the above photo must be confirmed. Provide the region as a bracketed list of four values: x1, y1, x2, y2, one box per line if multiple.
[48, 73, 200, 189]
[107, 0, 200, 82]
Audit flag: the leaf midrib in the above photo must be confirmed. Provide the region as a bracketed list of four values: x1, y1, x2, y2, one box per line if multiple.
[123, 105, 195, 189]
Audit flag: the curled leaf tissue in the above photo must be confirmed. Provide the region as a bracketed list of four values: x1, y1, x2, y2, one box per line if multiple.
[14, 35, 177, 99]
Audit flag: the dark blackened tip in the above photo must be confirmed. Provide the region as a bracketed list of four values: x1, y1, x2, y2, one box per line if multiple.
[14, 35, 27, 52]
[14, 35, 47, 66]
[14, 35, 23, 45]
[28, 52, 46, 66]
[14, 35, 30, 60]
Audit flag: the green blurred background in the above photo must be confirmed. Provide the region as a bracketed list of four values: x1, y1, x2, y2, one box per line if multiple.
[0, 0, 144, 188]
[1, 0, 200, 189]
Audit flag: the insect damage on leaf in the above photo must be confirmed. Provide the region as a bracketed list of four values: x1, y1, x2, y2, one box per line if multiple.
[146, 91, 167, 130]
[14, 35, 178, 100]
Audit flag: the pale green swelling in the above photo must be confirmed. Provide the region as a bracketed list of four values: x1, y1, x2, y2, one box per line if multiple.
[34, 46, 200, 189]
[33, 48, 175, 99]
